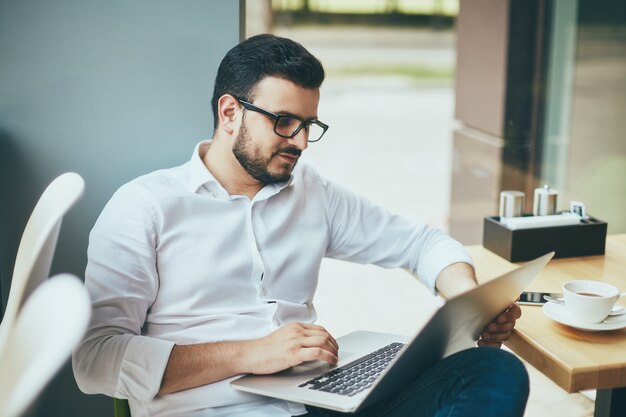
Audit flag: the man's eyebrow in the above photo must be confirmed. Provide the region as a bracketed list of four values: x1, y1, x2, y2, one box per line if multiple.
[275, 109, 318, 120]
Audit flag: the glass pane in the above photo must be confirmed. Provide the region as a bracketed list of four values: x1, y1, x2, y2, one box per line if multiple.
[542, 0, 626, 233]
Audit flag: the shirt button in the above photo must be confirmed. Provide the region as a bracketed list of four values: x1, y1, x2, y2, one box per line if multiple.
[260, 288, 267, 297]
[273, 318, 281, 326]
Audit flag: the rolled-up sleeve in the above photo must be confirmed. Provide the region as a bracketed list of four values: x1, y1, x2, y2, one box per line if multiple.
[72, 183, 174, 401]
[318, 176, 473, 294]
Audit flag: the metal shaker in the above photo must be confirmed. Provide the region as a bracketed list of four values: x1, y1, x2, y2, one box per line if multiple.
[533, 185, 558, 216]
[499, 191, 525, 218]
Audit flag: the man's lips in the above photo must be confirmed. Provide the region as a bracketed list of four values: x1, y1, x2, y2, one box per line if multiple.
[273, 147, 302, 164]
[278, 152, 299, 162]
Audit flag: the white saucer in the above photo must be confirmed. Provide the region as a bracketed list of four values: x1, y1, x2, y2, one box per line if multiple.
[542, 301, 626, 332]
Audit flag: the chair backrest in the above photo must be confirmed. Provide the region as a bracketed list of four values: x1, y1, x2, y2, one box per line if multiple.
[0, 173, 85, 353]
[0, 274, 91, 417]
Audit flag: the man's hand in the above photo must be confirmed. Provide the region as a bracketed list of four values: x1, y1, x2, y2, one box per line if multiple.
[160, 322, 337, 394]
[477, 303, 522, 348]
[434, 263, 522, 349]
[244, 322, 339, 374]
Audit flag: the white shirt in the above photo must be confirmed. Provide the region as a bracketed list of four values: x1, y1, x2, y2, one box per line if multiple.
[72, 140, 473, 417]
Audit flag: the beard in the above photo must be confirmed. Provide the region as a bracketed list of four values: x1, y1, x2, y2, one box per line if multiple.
[232, 119, 301, 185]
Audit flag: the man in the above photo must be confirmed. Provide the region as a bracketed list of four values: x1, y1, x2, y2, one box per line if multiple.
[73, 34, 528, 417]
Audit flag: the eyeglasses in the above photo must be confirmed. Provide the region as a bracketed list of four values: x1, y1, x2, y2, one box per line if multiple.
[236, 98, 329, 143]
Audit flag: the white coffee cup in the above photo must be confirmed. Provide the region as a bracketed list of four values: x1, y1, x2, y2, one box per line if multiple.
[562, 280, 626, 324]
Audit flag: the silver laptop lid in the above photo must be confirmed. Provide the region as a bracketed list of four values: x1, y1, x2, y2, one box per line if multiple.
[360, 251, 554, 409]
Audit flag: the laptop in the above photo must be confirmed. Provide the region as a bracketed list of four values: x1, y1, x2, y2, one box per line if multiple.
[231, 252, 554, 413]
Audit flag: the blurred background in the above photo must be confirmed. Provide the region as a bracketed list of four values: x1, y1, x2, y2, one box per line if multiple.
[249, 0, 460, 234]
[246, 0, 626, 244]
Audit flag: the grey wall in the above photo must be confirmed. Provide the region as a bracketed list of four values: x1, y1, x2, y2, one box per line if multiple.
[0, 0, 242, 415]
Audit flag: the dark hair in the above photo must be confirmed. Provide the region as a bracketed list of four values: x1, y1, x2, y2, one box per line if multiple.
[211, 34, 325, 129]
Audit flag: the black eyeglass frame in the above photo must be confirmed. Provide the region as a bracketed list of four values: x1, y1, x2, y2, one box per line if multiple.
[235, 98, 329, 143]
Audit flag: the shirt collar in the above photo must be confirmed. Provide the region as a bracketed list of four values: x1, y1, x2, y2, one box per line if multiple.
[188, 140, 298, 197]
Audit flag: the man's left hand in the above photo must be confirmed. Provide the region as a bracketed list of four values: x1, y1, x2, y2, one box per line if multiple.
[477, 303, 522, 348]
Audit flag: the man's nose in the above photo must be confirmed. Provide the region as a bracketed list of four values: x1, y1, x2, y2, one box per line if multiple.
[288, 128, 309, 151]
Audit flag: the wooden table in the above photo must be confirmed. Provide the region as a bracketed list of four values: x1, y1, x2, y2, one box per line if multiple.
[468, 234, 626, 417]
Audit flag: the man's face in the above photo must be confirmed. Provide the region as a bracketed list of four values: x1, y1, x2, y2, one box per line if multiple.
[232, 77, 320, 184]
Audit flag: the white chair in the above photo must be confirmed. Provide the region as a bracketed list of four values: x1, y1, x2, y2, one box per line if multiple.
[0, 172, 85, 354]
[0, 274, 91, 417]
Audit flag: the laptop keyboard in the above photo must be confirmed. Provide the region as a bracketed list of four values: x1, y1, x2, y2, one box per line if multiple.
[298, 342, 404, 396]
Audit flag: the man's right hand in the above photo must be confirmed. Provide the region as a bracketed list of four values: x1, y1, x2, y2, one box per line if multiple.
[160, 322, 338, 395]
[244, 322, 339, 374]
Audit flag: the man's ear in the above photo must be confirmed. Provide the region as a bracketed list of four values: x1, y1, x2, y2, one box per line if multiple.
[217, 94, 240, 135]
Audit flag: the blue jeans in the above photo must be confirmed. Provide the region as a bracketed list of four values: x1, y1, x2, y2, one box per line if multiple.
[301, 347, 529, 417]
